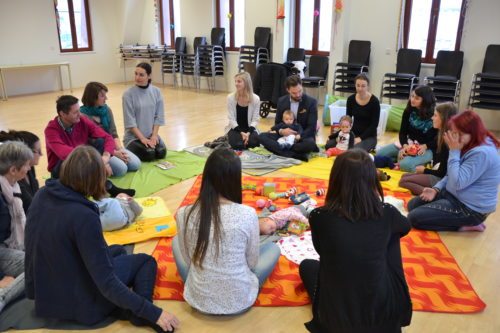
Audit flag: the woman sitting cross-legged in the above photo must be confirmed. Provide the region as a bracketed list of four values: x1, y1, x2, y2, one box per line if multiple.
[25, 146, 179, 332]
[225, 71, 261, 150]
[376, 85, 437, 172]
[299, 149, 412, 333]
[172, 148, 281, 315]
[407, 110, 500, 232]
[399, 102, 457, 195]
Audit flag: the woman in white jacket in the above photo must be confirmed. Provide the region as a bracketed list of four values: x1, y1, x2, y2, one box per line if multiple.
[225, 72, 261, 150]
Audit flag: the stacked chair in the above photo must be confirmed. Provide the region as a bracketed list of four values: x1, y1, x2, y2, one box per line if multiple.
[179, 37, 207, 89]
[302, 55, 329, 100]
[468, 44, 500, 110]
[194, 29, 226, 92]
[332, 40, 371, 95]
[380, 48, 422, 103]
[424, 50, 464, 106]
[237, 27, 271, 74]
[161, 37, 186, 87]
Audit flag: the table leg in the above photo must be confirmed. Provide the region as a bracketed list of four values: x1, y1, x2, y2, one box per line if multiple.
[66, 64, 73, 93]
[0, 69, 8, 101]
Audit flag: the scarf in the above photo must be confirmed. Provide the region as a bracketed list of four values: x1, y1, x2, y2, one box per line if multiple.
[80, 105, 111, 132]
[409, 110, 433, 134]
[0, 175, 26, 251]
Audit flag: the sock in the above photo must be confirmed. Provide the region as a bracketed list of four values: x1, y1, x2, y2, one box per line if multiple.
[106, 181, 136, 198]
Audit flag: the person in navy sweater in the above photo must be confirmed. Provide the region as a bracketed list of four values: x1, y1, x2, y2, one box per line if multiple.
[408, 110, 500, 232]
[25, 146, 179, 332]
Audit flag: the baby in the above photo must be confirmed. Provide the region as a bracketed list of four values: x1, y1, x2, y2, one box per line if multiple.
[259, 206, 309, 235]
[325, 115, 355, 157]
[271, 110, 304, 150]
[96, 193, 143, 231]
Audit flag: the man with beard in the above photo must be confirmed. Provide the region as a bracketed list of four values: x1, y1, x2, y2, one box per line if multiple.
[259, 76, 319, 161]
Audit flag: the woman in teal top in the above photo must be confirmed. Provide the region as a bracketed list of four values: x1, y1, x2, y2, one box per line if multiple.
[81, 82, 141, 177]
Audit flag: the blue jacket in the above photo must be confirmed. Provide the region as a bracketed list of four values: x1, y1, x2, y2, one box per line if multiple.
[435, 139, 500, 214]
[276, 93, 318, 139]
[25, 179, 161, 325]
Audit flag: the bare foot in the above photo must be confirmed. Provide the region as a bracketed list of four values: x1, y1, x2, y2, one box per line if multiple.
[459, 223, 486, 232]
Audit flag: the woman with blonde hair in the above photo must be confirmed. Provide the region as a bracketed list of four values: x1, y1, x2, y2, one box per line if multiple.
[225, 71, 261, 150]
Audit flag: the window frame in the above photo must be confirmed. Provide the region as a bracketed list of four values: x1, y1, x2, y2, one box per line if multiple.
[159, 0, 176, 48]
[215, 0, 238, 51]
[294, 0, 330, 56]
[403, 0, 467, 63]
[54, 0, 93, 53]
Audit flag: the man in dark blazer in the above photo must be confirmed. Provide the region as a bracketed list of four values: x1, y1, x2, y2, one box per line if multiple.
[259, 75, 319, 161]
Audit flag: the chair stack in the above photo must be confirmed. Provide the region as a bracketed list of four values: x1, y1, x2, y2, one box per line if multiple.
[237, 46, 269, 72]
[424, 50, 464, 106]
[179, 37, 207, 89]
[302, 55, 329, 100]
[161, 37, 186, 87]
[196, 44, 225, 92]
[332, 40, 371, 95]
[468, 44, 500, 110]
[380, 48, 422, 104]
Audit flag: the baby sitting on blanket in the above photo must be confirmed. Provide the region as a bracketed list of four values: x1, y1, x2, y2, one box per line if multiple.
[259, 205, 310, 235]
[96, 193, 143, 231]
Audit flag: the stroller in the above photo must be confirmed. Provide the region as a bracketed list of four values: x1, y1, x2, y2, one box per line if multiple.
[253, 62, 296, 118]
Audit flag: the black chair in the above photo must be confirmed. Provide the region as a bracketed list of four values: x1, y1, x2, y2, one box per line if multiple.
[302, 55, 329, 100]
[333, 40, 371, 95]
[253, 63, 290, 118]
[286, 48, 306, 62]
[468, 44, 500, 110]
[380, 48, 422, 103]
[424, 50, 464, 106]
[254, 27, 271, 52]
[180, 37, 207, 89]
[161, 37, 186, 87]
[211, 27, 226, 54]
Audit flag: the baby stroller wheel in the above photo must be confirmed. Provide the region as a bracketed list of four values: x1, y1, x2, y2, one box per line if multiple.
[260, 101, 271, 118]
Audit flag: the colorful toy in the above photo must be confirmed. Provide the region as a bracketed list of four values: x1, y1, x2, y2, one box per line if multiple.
[263, 182, 276, 197]
[242, 184, 256, 191]
[316, 188, 326, 196]
[289, 192, 310, 205]
[256, 198, 273, 209]
[405, 140, 420, 157]
[286, 187, 298, 197]
[269, 191, 288, 200]
[268, 205, 277, 212]
[287, 220, 308, 236]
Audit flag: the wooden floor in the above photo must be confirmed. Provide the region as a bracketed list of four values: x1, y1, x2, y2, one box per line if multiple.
[1, 84, 499, 333]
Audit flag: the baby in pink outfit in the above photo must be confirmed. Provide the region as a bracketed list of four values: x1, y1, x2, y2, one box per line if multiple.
[259, 206, 309, 235]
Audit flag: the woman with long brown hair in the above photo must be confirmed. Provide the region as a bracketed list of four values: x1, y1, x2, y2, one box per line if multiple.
[399, 102, 458, 194]
[299, 149, 412, 333]
[173, 148, 280, 315]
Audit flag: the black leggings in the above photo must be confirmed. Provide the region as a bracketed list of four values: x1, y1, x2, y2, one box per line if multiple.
[127, 139, 167, 162]
[227, 129, 260, 150]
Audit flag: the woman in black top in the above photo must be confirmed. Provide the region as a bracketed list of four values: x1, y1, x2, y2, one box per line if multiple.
[327, 74, 380, 151]
[399, 102, 458, 195]
[299, 149, 412, 333]
[0, 130, 40, 213]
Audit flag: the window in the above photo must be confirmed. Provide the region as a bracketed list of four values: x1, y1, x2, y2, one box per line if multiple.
[403, 0, 467, 63]
[159, 0, 180, 47]
[215, 0, 245, 51]
[294, 0, 332, 55]
[54, 0, 93, 52]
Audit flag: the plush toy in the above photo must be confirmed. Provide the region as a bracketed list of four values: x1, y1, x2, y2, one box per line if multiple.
[287, 220, 309, 236]
[242, 184, 261, 195]
[286, 187, 298, 197]
[256, 198, 272, 208]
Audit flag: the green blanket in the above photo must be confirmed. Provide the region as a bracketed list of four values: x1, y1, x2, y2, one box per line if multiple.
[387, 104, 407, 131]
[110, 151, 205, 197]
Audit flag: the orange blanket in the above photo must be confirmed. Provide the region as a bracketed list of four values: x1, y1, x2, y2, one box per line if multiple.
[152, 176, 486, 313]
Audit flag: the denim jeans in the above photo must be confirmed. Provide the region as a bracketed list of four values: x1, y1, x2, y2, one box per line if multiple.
[172, 236, 281, 287]
[0, 245, 25, 312]
[109, 149, 142, 177]
[376, 143, 433, 172]
[113, 253, 157, 302]
[407, 190, 489, 231]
